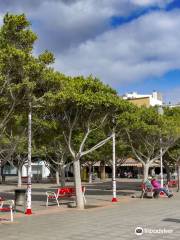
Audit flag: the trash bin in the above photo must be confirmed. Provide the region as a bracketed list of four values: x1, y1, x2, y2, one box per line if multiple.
[14, 189, 26, 206]
[67, 201, 76, 208]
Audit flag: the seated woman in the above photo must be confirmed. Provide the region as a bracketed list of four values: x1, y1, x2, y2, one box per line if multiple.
[144, 177, 153, 189]
[151, 178, 173, 198]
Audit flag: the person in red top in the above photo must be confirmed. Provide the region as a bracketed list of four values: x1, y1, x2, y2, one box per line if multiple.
[151, 178, 173, 198]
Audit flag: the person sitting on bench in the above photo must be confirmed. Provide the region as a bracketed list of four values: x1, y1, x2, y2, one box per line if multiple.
[143, 176, 159, 198]
[144, 177, 153, 189]
[151, 177, 173, 198]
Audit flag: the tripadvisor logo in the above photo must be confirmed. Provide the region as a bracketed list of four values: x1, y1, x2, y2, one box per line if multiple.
[135, 227, 144, 236]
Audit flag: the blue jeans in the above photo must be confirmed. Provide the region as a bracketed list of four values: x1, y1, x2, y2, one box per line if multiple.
[157, 187, 170, 196]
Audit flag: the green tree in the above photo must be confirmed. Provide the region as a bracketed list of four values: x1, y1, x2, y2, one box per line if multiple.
[33, 115, 71, 186]
[0, 12, 54, 131]
[163, 107, 180, 189]
[0, 13, 37, 134]
[0, 13, 54, 211]
[42, 75, 130, 209]
[121, 106, 180, 181]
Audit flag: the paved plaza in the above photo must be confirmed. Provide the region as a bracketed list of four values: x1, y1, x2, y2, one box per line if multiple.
[0, 180, 180, 240]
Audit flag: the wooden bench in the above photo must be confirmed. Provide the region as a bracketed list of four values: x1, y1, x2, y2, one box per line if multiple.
[46, 186, 86, 207]
[0, 198, 15, 222]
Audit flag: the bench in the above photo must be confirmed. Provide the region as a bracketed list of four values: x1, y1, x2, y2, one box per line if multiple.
[140, 183, 157, 199]
[168, 180, 177, 188]
[46, 186, 86, 207]
[0, 198, 15, 222]
[140, 183, 171, 199]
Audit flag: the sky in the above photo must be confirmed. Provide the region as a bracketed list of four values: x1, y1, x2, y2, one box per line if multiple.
[0, 0, 180, 104]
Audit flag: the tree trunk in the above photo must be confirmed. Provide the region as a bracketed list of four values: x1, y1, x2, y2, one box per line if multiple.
[143, 164, 149, 181]
[2, 175, 6, 183]
[166, 168, 171, 183]
[60, 166, 65, 187]
[164, 162, 171, 183]
[17, 166, 22, 187]
[1, 166, 5, 183]
[89, 165, 92, 183]
[73, 158, 84, 209]
[66, 166, 69, 181]
[56, 169, 60, 185]
[100, 161, 106, 180]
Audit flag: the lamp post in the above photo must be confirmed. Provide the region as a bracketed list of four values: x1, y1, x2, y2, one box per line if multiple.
[25, 103, 32, 215]
[112, 125, 118, 202]
[158, 106, 164, 188]
[177, 164, 180, 192]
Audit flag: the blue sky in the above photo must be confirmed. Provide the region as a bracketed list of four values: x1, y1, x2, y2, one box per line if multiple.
[0, 0, 179, 104]
[110, 0, 180, 103]
[111, 0, 180, 27]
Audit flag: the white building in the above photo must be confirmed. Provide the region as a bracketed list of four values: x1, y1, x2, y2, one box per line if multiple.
[22, 161, 50, 179]
[123, 91, 163, 107]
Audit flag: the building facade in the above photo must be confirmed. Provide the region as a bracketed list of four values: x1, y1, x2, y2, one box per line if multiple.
[123, 91, 163, 107]
[22, 161, 50, 179]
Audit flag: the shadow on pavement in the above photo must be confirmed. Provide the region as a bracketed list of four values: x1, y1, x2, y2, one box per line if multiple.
[162, 218, 180, 223]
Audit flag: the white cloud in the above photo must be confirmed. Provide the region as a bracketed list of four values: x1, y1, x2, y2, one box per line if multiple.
[0, 0, 179, 94]
[53, 10, 180, 89]
[0, 0, 172, 52]
[29, 0, 138, 52]
[0, 0, 137, 52]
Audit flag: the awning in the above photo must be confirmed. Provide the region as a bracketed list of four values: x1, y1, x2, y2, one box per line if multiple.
[121, 162, 143, 167]
[120, 158, 141, 167]
[121, 159, 160, 168]
[85, 159, 161, 168]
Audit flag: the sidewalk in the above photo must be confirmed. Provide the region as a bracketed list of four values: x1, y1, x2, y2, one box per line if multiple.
[1, 180, 179, 240]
